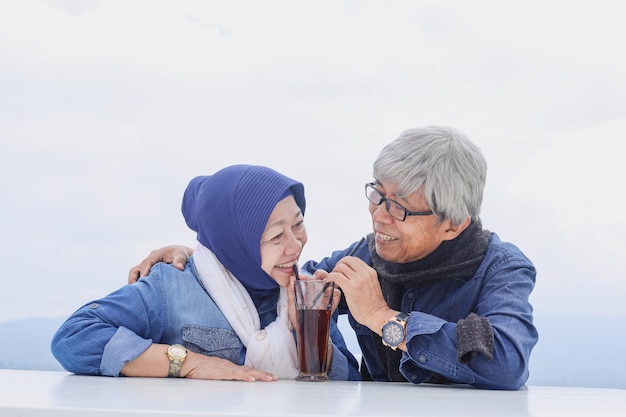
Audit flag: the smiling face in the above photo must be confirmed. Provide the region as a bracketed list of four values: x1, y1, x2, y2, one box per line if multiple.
[259, 195, 307, 287]
[369, 181, 468, 264]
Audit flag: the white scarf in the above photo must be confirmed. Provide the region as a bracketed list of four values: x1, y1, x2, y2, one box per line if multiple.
[192, 243, 299, 379]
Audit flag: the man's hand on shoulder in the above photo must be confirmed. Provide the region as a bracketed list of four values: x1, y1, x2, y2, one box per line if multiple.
[127, 245, 194, 283]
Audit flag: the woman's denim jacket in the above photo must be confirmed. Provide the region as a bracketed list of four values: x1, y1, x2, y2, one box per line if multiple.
[51, 258, 360, 380]
[302, 232, 538, 390]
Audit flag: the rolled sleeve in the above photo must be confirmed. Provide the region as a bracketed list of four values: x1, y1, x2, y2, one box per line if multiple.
[101, 326, 153, 376]
[401, 312, 474, 383]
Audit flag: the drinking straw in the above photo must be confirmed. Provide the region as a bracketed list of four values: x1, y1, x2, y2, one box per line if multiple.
[347, 237, 366, 256]
[293, 264, 301, 281]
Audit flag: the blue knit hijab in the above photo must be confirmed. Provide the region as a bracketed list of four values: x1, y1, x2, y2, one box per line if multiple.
[182, 165, 306, 290]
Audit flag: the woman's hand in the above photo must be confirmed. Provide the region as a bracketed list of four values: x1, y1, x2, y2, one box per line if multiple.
[128, 245, 194, 283]
[311, 269, 341, 315]
[183, 352, 278, 382]
[287, 276, 298, 331]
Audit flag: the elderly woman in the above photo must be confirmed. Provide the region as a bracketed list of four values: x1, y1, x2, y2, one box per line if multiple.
[51, 165, 360, 381]
[129, 126, 538, 390]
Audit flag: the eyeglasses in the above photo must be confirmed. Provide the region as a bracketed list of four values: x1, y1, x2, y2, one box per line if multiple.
[365, 182, 434, 221]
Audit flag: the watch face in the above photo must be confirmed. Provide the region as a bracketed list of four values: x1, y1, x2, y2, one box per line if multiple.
[382, 321, 404, 346]
[169, 345, 186, 359]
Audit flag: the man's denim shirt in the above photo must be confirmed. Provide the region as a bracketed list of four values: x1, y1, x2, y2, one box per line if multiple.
[51, 258, 360, 381]
[302, 232, 538, 390]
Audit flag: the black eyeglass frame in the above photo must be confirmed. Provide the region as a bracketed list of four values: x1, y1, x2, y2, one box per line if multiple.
[365, 182, 434, 221]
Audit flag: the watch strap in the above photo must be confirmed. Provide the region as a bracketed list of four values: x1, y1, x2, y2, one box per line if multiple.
[394, 312, 410, 322]
[168, 361, 182, 378]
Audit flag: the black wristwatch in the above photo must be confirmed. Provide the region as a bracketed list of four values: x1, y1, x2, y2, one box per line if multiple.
[381, 312, 410, 350]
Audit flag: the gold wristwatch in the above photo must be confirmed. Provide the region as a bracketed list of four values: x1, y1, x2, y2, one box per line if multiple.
[166, 344, 188, 378]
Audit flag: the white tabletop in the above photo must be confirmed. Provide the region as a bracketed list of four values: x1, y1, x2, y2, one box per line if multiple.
[1, 370, 625, 417]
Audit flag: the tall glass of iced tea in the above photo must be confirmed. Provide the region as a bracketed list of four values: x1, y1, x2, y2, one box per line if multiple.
[294, 279, 334, 381]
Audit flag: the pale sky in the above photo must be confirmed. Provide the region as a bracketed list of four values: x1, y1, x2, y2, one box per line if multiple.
[1, 0, 625, 337]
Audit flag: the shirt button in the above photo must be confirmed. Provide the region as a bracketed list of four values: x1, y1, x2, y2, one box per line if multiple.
[407, 292, 415, 299]
[89, 303, 98, 309]
[256, 331, 267, 341]
[418, 354, 428, 363]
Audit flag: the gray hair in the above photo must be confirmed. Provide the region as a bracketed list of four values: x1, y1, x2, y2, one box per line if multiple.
[372, 126, 487, 226]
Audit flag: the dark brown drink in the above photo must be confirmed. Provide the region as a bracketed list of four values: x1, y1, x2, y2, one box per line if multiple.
[296, 309, 331, 379]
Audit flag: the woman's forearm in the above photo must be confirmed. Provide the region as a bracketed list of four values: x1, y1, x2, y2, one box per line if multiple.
[120, 343, 170, 377]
